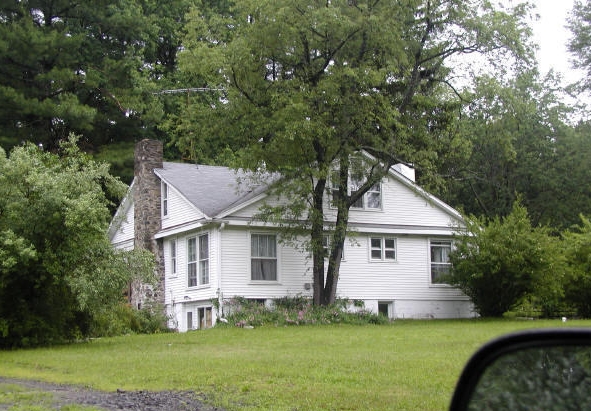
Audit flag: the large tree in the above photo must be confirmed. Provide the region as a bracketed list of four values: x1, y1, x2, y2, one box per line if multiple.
[439, 69, 591, 230]
[0, 137, 154, 347]
[0, 0, 191, 155]
[568, 0, 591, 91]
[175, 0, 533, 305]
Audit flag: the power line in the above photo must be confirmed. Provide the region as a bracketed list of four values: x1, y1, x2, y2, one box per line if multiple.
[153, 87, 225, 95]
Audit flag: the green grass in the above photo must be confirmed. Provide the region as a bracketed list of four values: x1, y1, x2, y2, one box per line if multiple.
[0, 383, 103, 411]
[1, 319, 590, 411]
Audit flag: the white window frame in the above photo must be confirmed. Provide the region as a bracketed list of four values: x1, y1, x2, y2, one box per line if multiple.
[430, 239, 452, 284]
[199, 234, 209, 285]
[250, 233, 278, 282]
[330, 172, 382, 211]
[170, 238, 177, 277]
[323, 234, 345, 260]
[187, 233, 209, 288]
[369, 237, 396, 261]
[162, 182, 169, 217]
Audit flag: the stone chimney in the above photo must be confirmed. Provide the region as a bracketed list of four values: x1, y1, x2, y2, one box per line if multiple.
[132, 139, 165, 310]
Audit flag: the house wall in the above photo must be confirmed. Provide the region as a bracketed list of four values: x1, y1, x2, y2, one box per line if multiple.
[160, 181, 205, 230]
[331, 175, 458, 228]
[218, 227, 314, 300]
[161, 225, 473, 327]
[110, 204, 134, 251]
[335, 235, 473, 318]
[162, 227, 221, 331]
[235, 173, 458, 231]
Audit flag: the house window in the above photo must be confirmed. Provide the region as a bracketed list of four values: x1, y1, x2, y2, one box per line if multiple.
[251, 234, 277, 281]
[198, 307, 213, 329]
[162, 182, 169, 217]
[199, 234, 209, 285]
[187, 311, 194, 330]
[170, 238, 177, 276]
[378, 302, 392, 318]
[366, 184, 381, 209]
[370, 237, 396, 261]
[349, 172, 365, 209]
[188, 233, 209, 287]
[331, 171, 382, 210]
[322, 234, 344, 260]
[430, 240, 452, 284]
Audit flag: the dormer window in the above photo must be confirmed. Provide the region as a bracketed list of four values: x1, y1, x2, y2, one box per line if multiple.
[330, 172, 382, 210]
[162, 182, 168, 217]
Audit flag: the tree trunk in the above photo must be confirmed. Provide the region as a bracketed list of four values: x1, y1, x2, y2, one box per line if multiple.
[322, 213, 348, 305]
[318, 159, 350, 305]
[311, 177, 326, 306]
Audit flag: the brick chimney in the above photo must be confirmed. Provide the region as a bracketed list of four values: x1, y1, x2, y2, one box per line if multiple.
[132, 139, 165, 310]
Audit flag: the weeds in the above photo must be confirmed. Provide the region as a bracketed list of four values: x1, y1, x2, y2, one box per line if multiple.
[220, 296, 389, 327]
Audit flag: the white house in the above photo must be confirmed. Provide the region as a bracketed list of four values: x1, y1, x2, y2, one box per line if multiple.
[109, 140, 475, 332]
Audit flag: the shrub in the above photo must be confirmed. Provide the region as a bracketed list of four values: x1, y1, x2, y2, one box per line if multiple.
[219, 296, 387, 327]
[449, 203, 566, 317]
[89, 303, 169, 337]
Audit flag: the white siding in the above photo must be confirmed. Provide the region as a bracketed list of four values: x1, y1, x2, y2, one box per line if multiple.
[110, 202, 134, 250]
[214, 228, 472, 320]
[327, 175, 458, 229]
[230, 174, 458, 232]
[219, 227, 313, 300]
[336, 236, 468, 301]
[163, 227, 220, 331]
[161, 183, 204, 229]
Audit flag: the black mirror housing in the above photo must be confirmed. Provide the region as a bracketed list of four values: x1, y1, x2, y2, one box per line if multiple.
[450, 328, 591, 411]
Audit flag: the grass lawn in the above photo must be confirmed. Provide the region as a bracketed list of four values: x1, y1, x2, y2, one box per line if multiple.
[1, 319, 590, 411]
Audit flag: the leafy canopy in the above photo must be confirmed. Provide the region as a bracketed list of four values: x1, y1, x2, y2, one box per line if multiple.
[174, 0, 534, 304]
[0, 137, 154, 347]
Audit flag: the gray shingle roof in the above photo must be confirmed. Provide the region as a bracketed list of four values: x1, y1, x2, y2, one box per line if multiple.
[154, 162, 273, 217]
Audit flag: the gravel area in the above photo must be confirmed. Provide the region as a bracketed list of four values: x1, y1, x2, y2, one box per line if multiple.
[0, 377, 224, 411]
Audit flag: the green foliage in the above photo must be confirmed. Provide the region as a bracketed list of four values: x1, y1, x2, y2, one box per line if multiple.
[449, 202, 567, 317]
[220, 296, 388, 328]
[562, 215, 591, 317]
[89, 303, 169, 337]
[174, 0, 533, 305]
[568, 0, 591, 91]
[440, 70, 591, 230]
[0, 0, 191, 153]
[0, 137, 154, 347]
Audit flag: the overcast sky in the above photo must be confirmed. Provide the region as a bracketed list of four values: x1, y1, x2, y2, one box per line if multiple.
[532, 0, 584, 83]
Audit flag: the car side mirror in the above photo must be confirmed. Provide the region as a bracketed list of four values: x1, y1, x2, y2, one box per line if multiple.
[449, 328, 591, 411]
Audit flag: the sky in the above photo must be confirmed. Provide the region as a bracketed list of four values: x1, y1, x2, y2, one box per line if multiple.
[531, 0, 584, 84]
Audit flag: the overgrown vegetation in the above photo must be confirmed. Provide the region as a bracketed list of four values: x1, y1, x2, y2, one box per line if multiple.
[0, 138, 160, 347]
[219, 296, 388, 328]
[449, 202, 591, 318]
[89, 303, 170, 338]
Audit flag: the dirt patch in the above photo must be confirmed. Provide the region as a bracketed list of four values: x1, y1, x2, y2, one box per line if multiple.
[0, 377, 224, 411]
